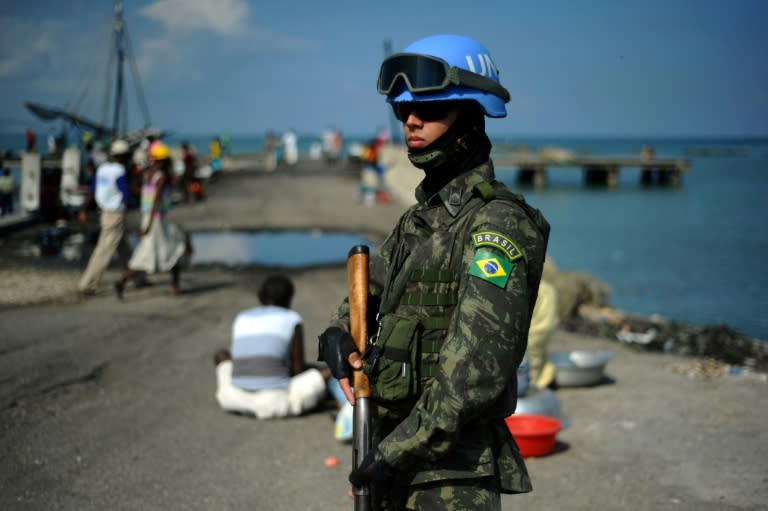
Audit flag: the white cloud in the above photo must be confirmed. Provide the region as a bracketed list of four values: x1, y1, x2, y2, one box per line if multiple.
[133, 0, 317, 81]
[139, 0, 250, 36]
[137, 0, 316, 50]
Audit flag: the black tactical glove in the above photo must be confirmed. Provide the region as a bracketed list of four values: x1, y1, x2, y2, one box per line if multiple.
[317, 327, 358, 380]
[349, 448, 395, 505]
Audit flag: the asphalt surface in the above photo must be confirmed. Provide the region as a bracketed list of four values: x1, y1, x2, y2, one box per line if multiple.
[1, 160, 766, 510]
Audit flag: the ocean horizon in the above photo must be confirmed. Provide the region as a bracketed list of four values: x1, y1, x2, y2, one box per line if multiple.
[2, 132, 766, 341]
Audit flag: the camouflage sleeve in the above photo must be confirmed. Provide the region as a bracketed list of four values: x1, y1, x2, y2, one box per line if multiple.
[378, 201, 546, 468]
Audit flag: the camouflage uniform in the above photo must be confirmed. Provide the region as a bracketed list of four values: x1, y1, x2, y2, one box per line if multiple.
[332, 161, 549, 510]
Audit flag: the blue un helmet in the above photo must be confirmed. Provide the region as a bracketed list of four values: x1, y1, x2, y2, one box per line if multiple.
[377, 34, 511, 118]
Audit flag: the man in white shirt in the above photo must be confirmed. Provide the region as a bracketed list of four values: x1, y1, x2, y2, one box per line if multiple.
[77, 139, 134, 295]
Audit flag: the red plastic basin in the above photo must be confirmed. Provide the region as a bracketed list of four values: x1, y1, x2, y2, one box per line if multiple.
[505, 414, 562, 458]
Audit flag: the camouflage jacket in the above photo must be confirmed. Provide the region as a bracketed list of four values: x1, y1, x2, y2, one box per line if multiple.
[332, 160, 549, 492]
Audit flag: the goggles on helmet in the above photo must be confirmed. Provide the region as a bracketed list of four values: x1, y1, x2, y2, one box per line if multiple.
[378, 52, 510, 103]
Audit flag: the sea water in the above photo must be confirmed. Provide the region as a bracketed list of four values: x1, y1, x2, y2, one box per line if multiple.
[492, 136, 768, 341]
[191, 230, 372, 268]
[1, 133, 766, 340]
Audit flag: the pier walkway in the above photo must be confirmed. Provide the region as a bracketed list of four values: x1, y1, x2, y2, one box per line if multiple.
[0, 148, 691, 235]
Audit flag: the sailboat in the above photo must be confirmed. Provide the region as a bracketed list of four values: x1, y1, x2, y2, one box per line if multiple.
[24, 1, 166, 149]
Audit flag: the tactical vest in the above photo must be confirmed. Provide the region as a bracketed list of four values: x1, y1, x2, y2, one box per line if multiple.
[364, 181, 545, 417]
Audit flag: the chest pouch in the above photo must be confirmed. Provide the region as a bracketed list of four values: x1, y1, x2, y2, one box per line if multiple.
[363, 313, 422, 405]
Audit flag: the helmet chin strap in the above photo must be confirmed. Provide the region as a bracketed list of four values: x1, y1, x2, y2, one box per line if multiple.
[407, 127, 479, 171]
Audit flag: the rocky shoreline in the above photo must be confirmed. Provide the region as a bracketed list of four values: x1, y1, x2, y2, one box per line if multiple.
[564, 314, 768, 372]
[538, 262, 768, 372]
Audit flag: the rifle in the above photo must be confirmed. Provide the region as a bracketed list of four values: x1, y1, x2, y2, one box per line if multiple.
[347, 245, 371, 511]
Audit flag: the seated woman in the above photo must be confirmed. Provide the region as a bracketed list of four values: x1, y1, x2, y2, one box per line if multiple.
[213, 274, 343, 419]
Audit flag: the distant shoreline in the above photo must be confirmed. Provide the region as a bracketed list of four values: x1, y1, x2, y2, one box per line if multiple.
[1, 132, 767, 160]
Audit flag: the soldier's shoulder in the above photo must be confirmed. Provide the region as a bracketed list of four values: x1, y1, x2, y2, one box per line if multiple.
[470, 192, 534, 229]
[476, 182, 548, 230]
[467, 187, 549, 260]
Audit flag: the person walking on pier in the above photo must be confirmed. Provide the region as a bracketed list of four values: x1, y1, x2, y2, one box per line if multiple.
[209, 137, 223, 182]
[114, 143, 187, 299]
[180, 141, 203, 203]
[25, 128, 36, 153]
[77, 139, 134, 296]
[318, 34, 550, 509]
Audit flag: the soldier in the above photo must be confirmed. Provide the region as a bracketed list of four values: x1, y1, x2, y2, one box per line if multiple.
[318, 35, 550, 510]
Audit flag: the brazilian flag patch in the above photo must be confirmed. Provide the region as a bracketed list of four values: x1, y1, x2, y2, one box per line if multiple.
[468, 248, 513, 288]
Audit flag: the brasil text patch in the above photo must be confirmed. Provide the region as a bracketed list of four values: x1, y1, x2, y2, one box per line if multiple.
[468, 247, 513, 288]
[471, 231, 524, 262]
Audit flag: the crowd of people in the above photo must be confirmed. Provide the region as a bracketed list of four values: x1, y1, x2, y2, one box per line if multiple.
[75, 135, 220, 298]
[263, 128, 349, 170]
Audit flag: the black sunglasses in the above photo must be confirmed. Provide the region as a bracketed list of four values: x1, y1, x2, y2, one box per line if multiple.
[392, 101, 457, 122]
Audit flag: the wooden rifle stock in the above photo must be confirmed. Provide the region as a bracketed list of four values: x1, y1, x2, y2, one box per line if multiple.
[347, 245, 371, 511]
[347, 245, 371, 398]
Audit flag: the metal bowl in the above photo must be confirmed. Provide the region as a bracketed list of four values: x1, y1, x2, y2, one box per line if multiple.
[515, 386, 569, 428]
[550, 350, 612, 387]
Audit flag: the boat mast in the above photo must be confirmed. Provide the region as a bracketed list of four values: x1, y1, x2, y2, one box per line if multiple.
[24, 1, 159, 143]
[112, 1, 125, 136]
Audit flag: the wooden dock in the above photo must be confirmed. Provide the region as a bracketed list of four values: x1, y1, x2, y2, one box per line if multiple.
[491, 153, 691, 188]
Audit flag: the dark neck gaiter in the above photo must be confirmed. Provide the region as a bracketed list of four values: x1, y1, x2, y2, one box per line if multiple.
[407, 104, 492, 198]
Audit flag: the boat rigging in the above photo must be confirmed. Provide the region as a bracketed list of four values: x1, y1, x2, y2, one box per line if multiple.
[24, 1, 166, 147]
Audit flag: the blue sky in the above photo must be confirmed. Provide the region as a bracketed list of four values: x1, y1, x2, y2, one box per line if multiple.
[1, 0, 767, 139]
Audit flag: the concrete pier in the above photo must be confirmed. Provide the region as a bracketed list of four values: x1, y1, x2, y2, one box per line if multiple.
[493, 153, 691, 188]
